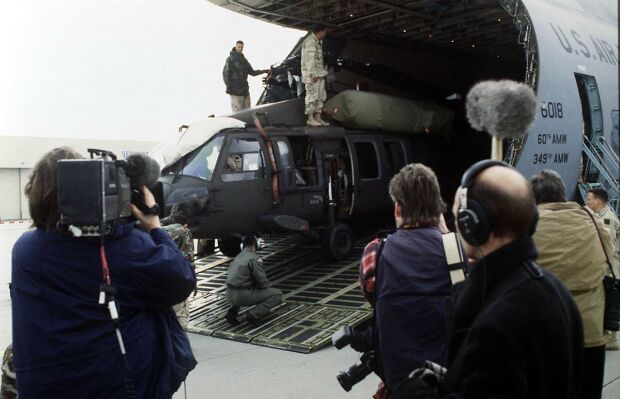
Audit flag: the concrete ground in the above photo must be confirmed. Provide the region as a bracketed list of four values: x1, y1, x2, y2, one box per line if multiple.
[1, 224, 619, 398]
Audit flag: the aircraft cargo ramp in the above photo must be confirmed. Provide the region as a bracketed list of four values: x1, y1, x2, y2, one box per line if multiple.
[186, 234, 372, 353]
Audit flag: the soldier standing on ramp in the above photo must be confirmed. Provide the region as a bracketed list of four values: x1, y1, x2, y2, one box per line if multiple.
[225, 236, 282, 325]
[301, 24, 330, 127]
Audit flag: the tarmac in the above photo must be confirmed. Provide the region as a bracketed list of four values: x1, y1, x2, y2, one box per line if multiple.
[1, 223, 619, 398]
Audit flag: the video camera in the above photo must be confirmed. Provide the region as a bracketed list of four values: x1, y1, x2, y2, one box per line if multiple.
[57, 148, 161, 237]
[332, 324, 379, 392]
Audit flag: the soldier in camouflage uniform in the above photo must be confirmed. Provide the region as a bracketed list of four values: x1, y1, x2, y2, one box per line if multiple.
[162, 204, 195, 328]
[301, 24, 329, 127]
[222, 40, 269, 112]
[225, 236, 282, 325]
[1, 344, 16, 399]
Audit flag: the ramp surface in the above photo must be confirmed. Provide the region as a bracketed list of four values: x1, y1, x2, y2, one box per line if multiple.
[187, 235, 372, 353]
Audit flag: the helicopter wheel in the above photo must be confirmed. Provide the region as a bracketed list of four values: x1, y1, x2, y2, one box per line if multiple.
[323, 223, 353, 260]
[195, 239, 215, 257]
[218, 237, 242, 257]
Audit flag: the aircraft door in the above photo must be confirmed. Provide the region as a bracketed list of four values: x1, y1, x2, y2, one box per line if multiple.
[350, 138, 391, 214]
[575, 74, 604, 144]
[575, 74, 605, 184]
[160, 135, 224, 236]
[575, 73, 619, 207]
[210, 133, 274, 233]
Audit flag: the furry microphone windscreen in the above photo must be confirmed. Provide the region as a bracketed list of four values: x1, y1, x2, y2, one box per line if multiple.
[125, 153, 161, 188]
[465, 80, 538, 139]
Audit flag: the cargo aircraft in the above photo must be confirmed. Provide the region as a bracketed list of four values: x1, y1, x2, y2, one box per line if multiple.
[153, 0, 618, 259]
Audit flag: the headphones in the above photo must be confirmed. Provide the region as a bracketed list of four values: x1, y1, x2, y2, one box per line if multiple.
[456, 160, 538, 246]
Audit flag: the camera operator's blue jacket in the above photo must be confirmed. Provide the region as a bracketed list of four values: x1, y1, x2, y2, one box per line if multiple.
[11, 223, 197, 399]
[375, 227, 453, 393]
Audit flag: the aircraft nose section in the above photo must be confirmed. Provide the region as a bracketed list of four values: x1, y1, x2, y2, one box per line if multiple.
[159, 179, 211, 226]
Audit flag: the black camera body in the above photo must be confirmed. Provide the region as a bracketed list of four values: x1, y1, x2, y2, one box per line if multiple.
[332, 324, 372, 352]
[57, 149, 159, 237]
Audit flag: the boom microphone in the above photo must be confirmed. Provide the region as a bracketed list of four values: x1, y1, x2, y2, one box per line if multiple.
[465, 80, 537, 139]
[122, 153, 161, 188]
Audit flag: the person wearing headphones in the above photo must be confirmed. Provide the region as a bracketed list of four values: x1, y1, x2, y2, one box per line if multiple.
[395, 160, 583, 399]
[531, 170, 613, 399]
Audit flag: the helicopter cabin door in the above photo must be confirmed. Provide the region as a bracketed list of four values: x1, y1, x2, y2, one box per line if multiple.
[210, 132, 274, 233]
[349, 136, 391, 213]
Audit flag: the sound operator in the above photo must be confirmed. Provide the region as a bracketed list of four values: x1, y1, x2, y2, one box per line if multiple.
[395, 162, 583, 399]
[10, 147, 197, 399]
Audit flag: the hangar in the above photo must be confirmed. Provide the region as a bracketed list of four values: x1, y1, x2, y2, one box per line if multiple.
[0, 137, 157, 221]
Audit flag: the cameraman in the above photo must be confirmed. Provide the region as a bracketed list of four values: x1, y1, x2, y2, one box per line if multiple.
[360, 164, 454, 396]
[10, 147, 197, 398]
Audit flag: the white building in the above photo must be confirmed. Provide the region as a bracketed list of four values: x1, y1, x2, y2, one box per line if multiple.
[0, 136, 157, 220]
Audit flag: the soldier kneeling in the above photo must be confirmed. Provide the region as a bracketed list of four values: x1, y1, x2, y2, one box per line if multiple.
[225, 236, 282, 325]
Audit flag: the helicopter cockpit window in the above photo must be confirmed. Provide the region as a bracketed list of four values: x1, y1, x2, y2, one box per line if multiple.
[181, 135, 224, 180]
[221, 138, 265, 182]
[354, 141, 380, 179]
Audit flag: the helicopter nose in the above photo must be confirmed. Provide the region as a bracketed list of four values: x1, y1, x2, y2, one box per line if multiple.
[163, 188, 210, 221]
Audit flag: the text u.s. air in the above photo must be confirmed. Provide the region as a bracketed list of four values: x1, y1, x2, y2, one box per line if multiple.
[151, 0, 618, 259]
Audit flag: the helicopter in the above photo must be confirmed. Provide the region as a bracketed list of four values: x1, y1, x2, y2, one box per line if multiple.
[153, 0, 618, 259]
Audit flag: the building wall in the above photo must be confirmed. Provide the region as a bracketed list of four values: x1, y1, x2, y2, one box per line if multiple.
[0, 136, 158, 220]
[19, 168, 32, 219]
[0, 169, 20, 220]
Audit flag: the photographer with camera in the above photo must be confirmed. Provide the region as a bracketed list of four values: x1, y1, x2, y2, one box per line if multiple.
[10, 147, 197, 399]
[352, 164, 456, 397]
[395, 161, 583, 399]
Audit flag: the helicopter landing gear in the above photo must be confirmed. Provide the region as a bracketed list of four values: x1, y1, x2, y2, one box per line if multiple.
[323, 223, 353, 260]
[195, 239, 215, 257]
[218, 237, 242, 257]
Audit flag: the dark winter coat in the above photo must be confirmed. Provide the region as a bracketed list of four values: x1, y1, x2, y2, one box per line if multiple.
[375, 227, 452, 393]
[11, 223, 197, 399]
[395, 236, 584, 399]
[222, 48, 263, 96]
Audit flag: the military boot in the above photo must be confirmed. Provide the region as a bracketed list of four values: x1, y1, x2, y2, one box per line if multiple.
[245, 312, 261, 326]
[314, 113, 330, 126]
[225, 307, 240, 326]
[306, 114, 321, 127]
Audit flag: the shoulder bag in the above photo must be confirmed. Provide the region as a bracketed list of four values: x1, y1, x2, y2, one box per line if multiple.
[582, 206, 620, 331]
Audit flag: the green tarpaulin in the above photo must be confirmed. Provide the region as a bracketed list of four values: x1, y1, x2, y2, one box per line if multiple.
[324, 90, 454, 135]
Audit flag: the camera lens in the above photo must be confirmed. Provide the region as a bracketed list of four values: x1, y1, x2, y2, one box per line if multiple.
[336, 362, 372, 392]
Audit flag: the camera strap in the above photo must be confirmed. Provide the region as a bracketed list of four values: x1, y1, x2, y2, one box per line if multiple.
[442, 232, 467, 285]
[580, 206, 615, 277]
[98, 236, 137, 399]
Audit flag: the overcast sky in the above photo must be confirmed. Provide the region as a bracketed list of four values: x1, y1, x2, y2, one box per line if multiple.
[0, 0, 302, 142]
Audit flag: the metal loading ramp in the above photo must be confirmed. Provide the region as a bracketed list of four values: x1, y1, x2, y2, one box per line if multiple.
[186, 235, 373, 353]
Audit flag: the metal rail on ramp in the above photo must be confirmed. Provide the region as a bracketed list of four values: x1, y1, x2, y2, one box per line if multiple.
[186, 235, 373, 353]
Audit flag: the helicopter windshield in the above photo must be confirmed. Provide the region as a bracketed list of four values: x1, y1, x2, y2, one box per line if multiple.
[181, 135, 224, 181]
